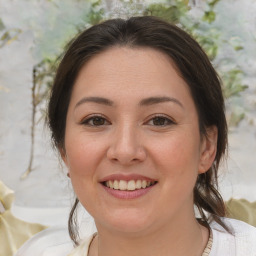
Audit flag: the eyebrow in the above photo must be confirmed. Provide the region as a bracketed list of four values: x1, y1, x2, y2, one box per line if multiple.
[75, 96, 183, 109]
[139, 96, 184, 108]
[75, 97, 114, 108]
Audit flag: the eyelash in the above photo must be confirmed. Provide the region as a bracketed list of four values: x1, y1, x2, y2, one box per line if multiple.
[81, 115, 111, 126]
[80, 115, 176, 127]
[146, 115, 176, 126]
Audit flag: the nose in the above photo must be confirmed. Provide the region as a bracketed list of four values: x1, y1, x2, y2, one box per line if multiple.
[106, 124, 146, 165]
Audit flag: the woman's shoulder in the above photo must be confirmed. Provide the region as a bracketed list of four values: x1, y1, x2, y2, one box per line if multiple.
[14, 226, 74, 256]
[211, 217, 256, 237]
[210, 217, 256, 256]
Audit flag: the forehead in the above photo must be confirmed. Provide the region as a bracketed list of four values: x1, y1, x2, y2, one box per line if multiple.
[77, 46, 179, 81]
[70, 46, 193, 106]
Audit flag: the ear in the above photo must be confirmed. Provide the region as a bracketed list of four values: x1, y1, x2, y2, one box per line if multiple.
[59, 147, 69, 168]
[198, 126, 218, 174]
[59, 147, 70, 178]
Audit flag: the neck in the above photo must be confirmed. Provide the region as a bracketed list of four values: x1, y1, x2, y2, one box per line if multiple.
[89, 214, 209, 256]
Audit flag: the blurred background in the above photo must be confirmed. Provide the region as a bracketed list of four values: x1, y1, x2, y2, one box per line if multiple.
[0, 0, 256, 249]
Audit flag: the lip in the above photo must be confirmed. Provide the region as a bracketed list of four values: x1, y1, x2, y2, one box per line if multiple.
[100, 182, 156, 199]
[99, 173, 157, 183]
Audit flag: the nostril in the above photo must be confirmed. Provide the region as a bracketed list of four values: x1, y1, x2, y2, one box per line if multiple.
[106, 135, 147, 164]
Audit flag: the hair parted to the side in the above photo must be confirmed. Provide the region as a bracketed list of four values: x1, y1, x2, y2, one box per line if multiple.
[48, 16, 229, 245]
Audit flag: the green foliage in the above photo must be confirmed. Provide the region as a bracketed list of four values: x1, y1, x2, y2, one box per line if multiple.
[87, 0, 104, 25]
[144, 1, 189, 24]
[193, 30, 219, 60]
[0, 18, 5, 31]
[221, 68, 248, 127]
[202, 11, 216, 23]
[0, 27, 22, 48]
[208, 0, 220, 8]
[29, 0, 104, 103]
[222, 69, 248, 98]
[144, 1, 220, 61]
[32, 0, 105, 94]
[33, 59, 58, 102]
[228, 108, 245, 127]
[202, 0, 220, 23]
[229, 36, 244, 51]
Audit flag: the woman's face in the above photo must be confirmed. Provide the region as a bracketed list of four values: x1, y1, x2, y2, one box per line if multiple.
[63, 47, 217, 235]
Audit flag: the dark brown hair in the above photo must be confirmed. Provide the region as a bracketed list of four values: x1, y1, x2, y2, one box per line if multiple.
[48, 16, 229, 245]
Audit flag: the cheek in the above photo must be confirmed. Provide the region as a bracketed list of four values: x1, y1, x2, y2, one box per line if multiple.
[64, 133, 105, 211]
[64, 131, 107, 177]
[151, 133, 201, 172]
[149, 131, 202, 200]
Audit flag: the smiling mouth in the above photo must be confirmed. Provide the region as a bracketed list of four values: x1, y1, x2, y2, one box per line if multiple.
[102, 180, 157, 191]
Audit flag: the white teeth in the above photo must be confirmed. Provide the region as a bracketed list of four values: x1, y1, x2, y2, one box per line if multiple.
[127, 180, 136, 190]
[104, 179, 156, 191]
[136, 180, 142, 189]
[119, 180, 127, 190]
[109, 180, 114, 189]
[142, 180, 147, 189]
[113, 180, 119, 190]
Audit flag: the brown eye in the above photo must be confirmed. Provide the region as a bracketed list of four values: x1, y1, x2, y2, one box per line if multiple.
[81, 116, 110, 126]
[148, 116, 175, 126]
[91, 117, 105, 126]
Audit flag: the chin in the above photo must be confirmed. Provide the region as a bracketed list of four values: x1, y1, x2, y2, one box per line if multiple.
[95, 208, 154, 234]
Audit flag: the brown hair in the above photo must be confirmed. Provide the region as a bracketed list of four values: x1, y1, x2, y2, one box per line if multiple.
[48, 16, 229, 245]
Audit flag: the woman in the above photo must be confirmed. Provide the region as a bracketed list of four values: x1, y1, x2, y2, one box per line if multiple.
[17, 16, 256, 256]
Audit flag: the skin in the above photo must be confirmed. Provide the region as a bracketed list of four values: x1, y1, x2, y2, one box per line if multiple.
[62, 47, 218, 256]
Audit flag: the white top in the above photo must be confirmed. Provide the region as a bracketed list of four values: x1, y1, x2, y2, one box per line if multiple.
[15, 218, 256, 256]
